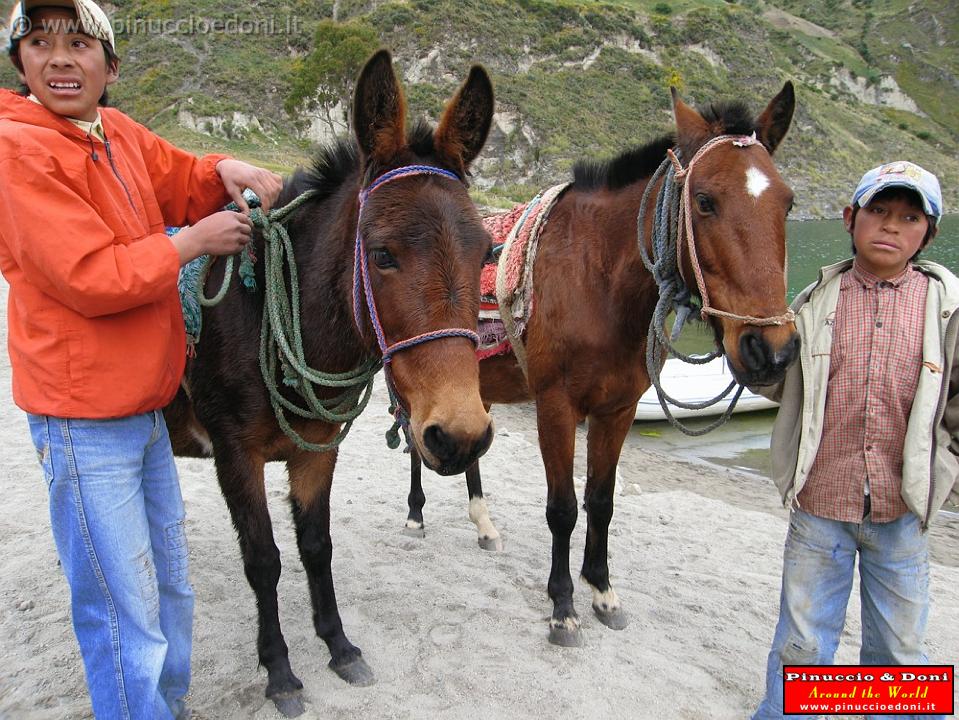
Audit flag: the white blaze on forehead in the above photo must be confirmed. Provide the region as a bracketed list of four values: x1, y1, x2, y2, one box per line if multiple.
[746, 166, 771, 198]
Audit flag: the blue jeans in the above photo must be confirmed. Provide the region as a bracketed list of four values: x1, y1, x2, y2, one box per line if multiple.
[28, 411, 194, 720]
[752, 507, 939, 720]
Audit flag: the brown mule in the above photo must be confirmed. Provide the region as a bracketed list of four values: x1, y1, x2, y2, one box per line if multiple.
[165, 50, 495, 716]
[406, 83, 799, 647]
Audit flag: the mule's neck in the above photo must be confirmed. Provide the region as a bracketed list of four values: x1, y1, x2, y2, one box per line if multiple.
[569, 179, 662, 348]
[286, 180, 375, 370]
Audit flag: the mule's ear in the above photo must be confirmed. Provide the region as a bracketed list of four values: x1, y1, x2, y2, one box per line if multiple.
[353, 49, 407, 165]
[671, 86, 710, 152]
[434, 65, 494, 176]
[755, 81, 795, 155]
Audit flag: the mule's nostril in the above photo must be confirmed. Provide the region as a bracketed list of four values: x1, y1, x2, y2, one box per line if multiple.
[422, 424, 456, 462]
[740, 332, 767, 373]
[468, 421, 494, 459]
[771, 333, 800, 369]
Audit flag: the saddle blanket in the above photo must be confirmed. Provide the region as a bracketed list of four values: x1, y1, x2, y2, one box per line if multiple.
[477, 182, 569, 360]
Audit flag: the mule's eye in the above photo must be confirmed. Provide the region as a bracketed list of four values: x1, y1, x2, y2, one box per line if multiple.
[369, 248, 396, 269]
[695, 193, 715, 214]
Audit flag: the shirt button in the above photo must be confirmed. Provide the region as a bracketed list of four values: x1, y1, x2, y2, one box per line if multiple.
[866, 445, 873, 451]
[876, 321, 883, 328]
[943, 311, 951, 319]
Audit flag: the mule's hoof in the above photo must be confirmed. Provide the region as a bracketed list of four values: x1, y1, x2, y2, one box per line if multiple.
[330, 655, 376, 686]
[270, 691, 306, 718]
[402, 521, 426, 539]
[265, 667, 303, 707]
[478, 534, 503, 551]
[547, 619, 583, 648]
[593, 604, 628, 630]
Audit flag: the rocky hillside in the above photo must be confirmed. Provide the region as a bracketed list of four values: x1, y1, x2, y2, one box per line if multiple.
[2, 0, 956, 218]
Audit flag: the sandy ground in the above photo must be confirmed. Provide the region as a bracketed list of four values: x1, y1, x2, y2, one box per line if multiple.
[0, 276, 957, 720]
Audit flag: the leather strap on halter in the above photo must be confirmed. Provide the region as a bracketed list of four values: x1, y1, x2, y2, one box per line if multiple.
[667, 133, 795, 327]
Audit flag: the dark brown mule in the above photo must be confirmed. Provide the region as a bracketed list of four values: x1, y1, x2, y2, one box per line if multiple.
[165, 51, 495, 715]
[406, 83, 799, 646]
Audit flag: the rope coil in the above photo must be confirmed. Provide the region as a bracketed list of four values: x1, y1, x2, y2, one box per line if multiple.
[251, 189, 383, 452]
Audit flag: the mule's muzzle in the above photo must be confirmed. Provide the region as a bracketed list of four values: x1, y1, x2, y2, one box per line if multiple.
[735, 330, 800, 386]
[420, 421, 494, 476]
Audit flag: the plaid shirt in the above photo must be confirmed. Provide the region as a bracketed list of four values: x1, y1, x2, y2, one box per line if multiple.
[798, 262, 928, 523]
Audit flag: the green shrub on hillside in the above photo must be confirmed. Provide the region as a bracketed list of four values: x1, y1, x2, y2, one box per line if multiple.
[284, 19, 380, 119]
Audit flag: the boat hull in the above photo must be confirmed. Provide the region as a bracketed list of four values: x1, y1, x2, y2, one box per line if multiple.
[634, 357, 778, 422]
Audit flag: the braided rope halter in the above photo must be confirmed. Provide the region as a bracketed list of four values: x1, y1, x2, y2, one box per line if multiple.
[352, 165, 481, 449]
[639, 133, 794, 436]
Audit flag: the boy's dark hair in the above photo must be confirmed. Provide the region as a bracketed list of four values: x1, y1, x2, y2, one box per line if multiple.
[848, 186, 938, 260]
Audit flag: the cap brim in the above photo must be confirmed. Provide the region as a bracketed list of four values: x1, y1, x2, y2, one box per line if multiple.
[856, 181, 936, 219]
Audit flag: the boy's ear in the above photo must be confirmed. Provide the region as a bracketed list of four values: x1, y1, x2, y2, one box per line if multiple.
[842, 205, 855, 233]
[106, 59, 119, 85]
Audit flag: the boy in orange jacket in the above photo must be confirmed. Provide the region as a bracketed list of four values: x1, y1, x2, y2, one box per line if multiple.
[0, 1, 283, 716]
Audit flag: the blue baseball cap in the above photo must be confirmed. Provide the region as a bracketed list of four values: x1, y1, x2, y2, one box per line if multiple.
[852, 161, 943, 226]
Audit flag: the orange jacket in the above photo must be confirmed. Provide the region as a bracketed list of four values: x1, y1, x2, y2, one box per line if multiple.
[0, 89, 230, 418]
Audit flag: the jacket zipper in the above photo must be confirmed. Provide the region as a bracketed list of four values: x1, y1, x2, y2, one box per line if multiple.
[102, 135, 136, 211]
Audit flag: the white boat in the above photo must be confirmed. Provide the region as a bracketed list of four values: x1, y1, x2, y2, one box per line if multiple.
[634, 356, 778, 422]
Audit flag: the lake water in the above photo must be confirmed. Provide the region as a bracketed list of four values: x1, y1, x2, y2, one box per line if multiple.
[631, 215, 959, 479]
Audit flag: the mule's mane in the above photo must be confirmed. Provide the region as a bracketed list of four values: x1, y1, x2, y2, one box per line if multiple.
[572, 100, 757, 191]
[279, 121, 437, 206]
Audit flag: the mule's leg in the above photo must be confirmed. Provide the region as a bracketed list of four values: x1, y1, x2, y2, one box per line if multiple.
[535, 390, 582, 647]
[581, 406, 635, 631]
[214, 449, 304, 717]
[405, 446, 427, 537]
[466, 462, 503, 551]
[288, 450, 375, 687]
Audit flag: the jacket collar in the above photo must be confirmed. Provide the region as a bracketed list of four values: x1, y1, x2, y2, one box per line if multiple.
[803, 256, 959, 311]
[0, 88, 107, 144]
[914, 259, 959, 309]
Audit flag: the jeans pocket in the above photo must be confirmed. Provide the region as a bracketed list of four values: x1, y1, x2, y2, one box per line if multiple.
[165, 520, 189, 586]
[26, 414, 55, 488]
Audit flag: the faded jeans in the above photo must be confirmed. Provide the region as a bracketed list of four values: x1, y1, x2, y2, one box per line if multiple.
[28, 411, 193, 719]
[752, 507, 940, 720]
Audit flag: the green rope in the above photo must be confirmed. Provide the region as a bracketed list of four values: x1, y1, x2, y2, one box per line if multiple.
[203, 189, 383, 453]
[197, 193, 259, 307]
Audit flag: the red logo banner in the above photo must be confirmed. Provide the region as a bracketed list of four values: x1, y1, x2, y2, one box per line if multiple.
[783, 665, 954, 715]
